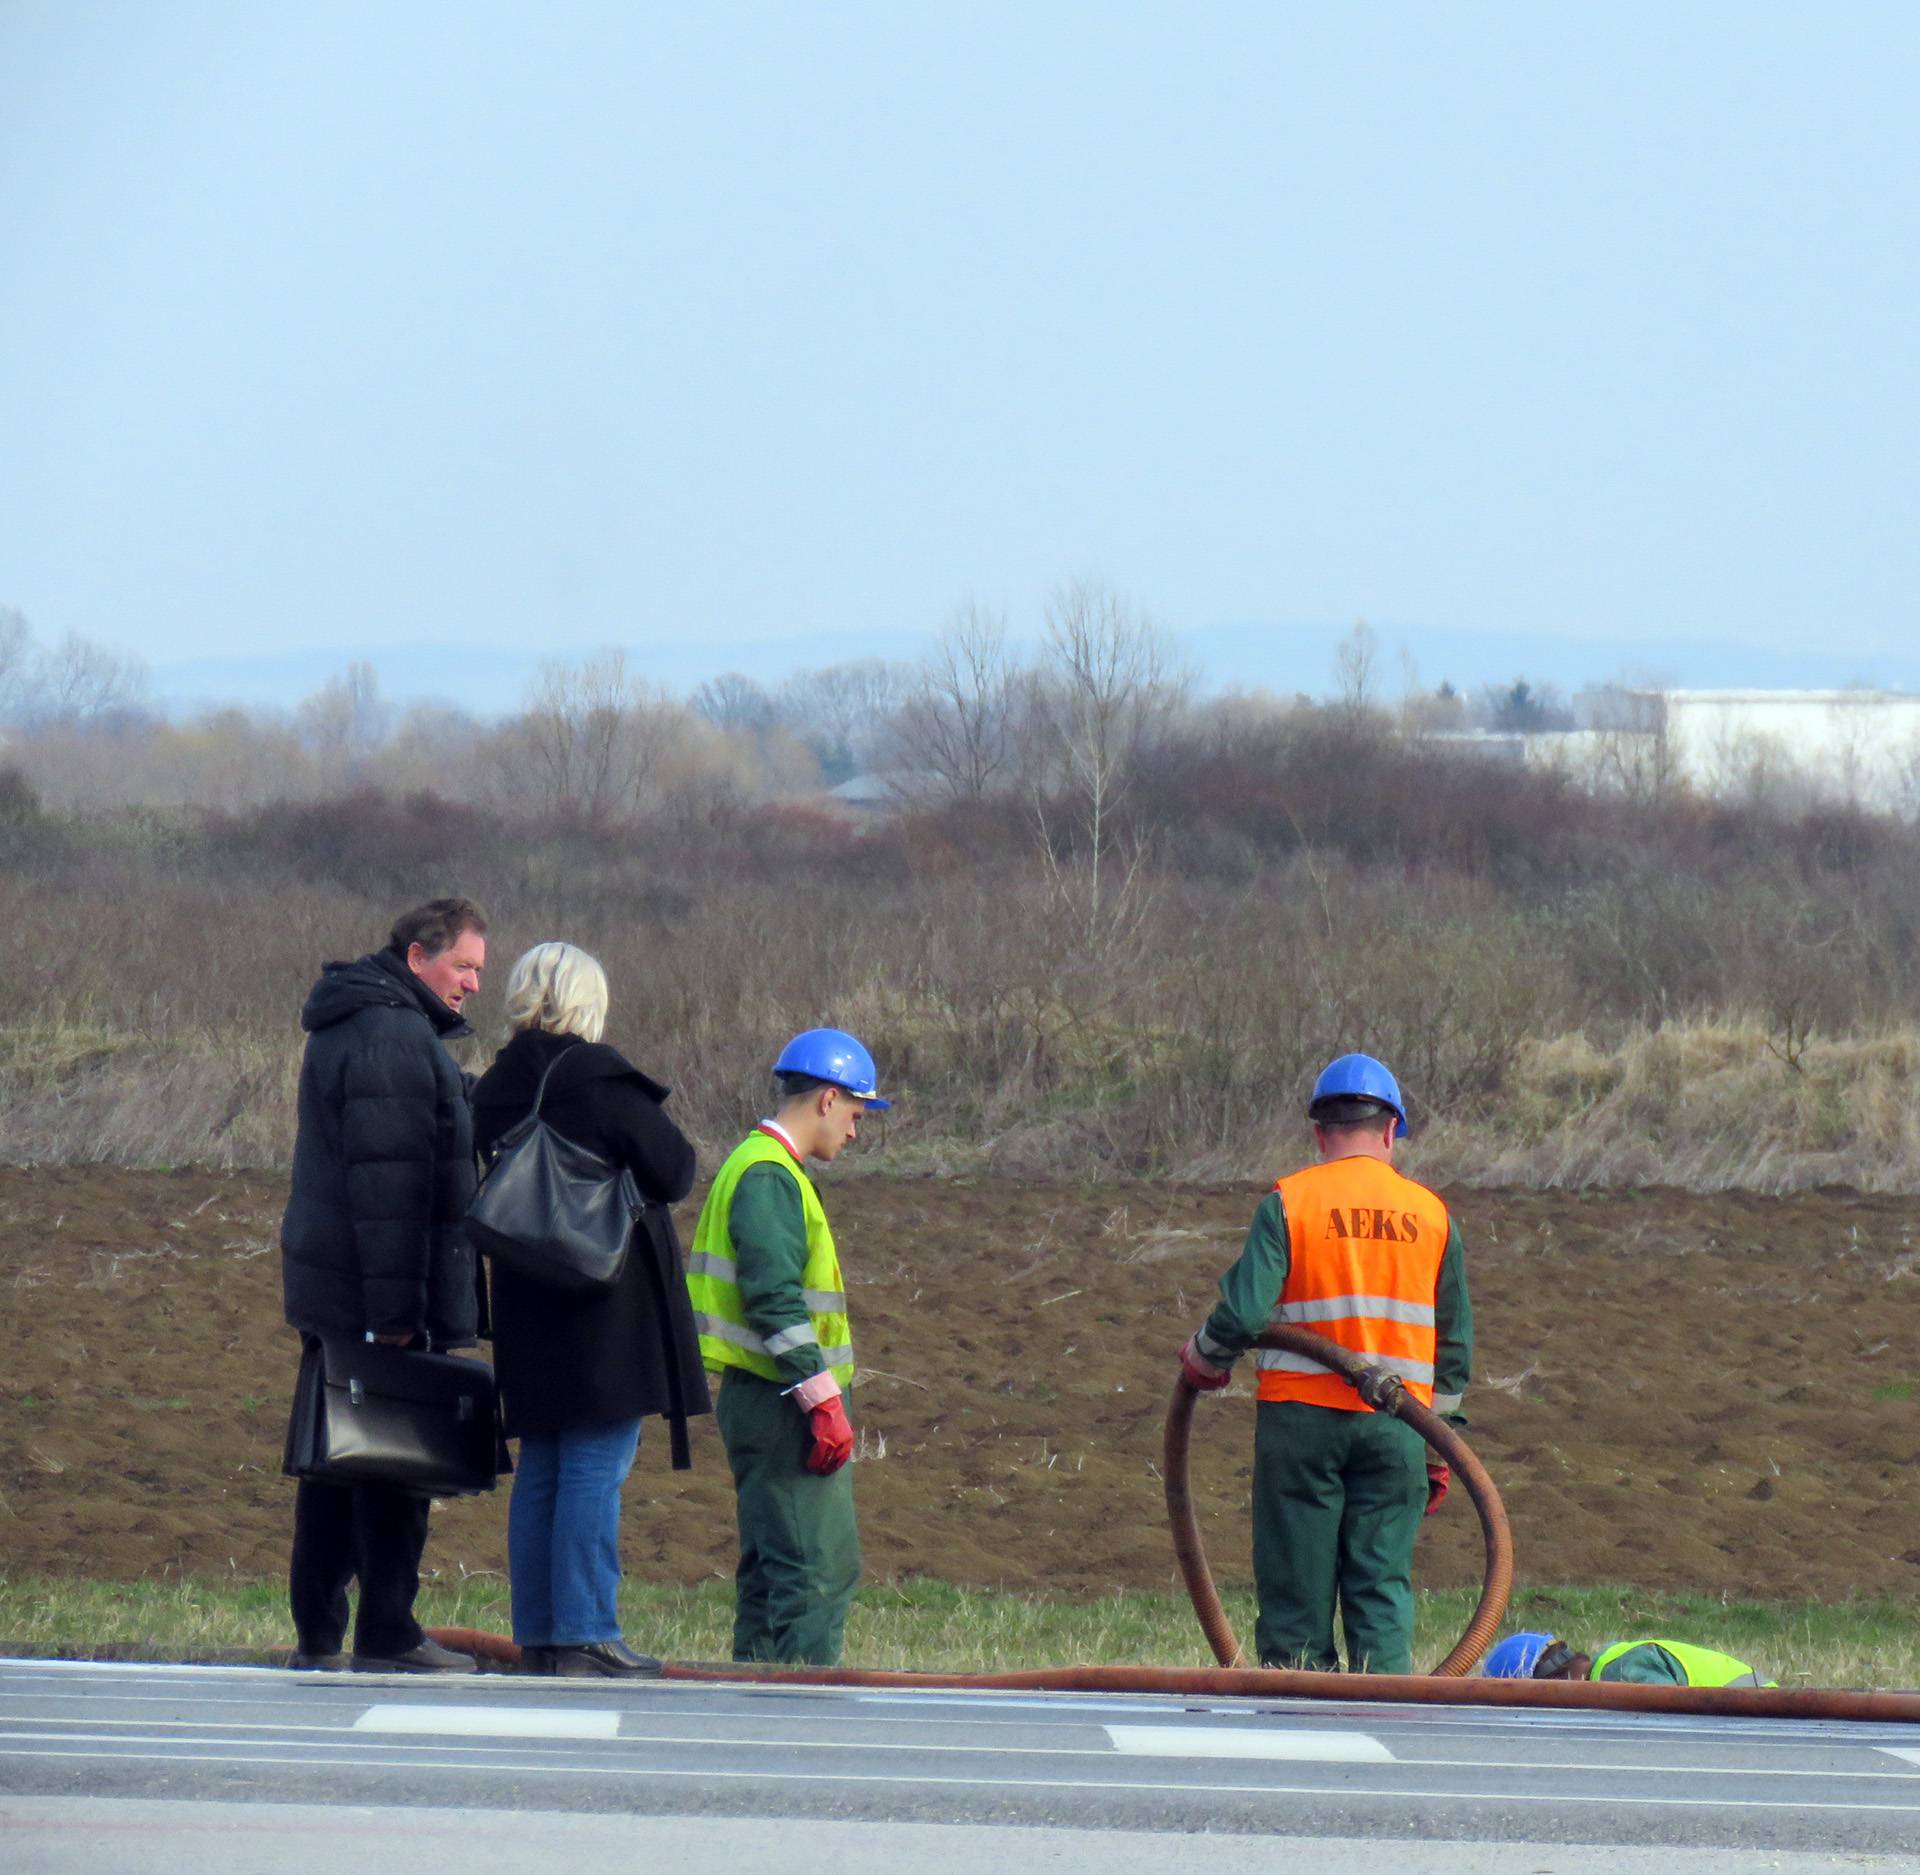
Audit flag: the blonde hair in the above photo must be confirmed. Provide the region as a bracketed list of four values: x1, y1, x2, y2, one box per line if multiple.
[502, 942, 609, 1044]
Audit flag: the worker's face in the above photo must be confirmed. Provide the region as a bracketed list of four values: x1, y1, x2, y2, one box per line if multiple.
[408, 929, 487, 1015]
[811, 1087, 868, 1162]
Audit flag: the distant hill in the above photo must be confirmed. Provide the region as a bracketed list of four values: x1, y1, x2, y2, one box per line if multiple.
[146, 619, 1920, 718]
[1184, 619, 1920, 701]
[148, 629, 935, 718]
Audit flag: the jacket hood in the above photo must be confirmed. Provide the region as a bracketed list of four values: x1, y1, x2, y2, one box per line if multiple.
[300, 948, 473, 1039]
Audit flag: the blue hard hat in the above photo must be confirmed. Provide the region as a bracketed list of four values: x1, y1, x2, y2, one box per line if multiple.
[773, 1028, 891, 1109]
[1308, 1052, 1408, 1137]
[1483, 1631, 1556, 1679]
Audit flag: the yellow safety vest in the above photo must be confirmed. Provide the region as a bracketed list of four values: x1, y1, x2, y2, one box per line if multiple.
[685, 1129, 854, 1388]
[1590, 1639, 1768, 1687]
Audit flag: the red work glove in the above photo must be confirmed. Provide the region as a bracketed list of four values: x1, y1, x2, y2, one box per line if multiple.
[1179, 1333, 1233, 1392]
[805, 1395, 855, 1475]
[1425, 1460, 1450, 1516]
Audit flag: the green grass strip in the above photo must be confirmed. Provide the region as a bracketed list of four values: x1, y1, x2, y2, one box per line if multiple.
[2, 1575, 1917, 1688]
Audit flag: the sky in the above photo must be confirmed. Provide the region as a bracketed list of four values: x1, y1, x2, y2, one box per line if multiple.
[3, 2, 1918, 710]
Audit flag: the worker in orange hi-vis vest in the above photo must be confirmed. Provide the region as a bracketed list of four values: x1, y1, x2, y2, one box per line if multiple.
[1178, 1054, 1473, 1674]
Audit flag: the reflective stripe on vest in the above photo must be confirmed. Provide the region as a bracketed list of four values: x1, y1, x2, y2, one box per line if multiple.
[684, 1249, 847, 1317]
[1256, 1156, 1450, 1412]
[686, 1131, 855, 1389]
[1590, 1639, 1766, 1688]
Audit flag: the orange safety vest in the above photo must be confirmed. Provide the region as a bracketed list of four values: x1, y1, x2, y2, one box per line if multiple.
[1255, 1155, 1451, 1412]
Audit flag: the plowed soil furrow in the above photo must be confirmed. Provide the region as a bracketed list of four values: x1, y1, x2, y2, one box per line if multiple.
[1, 1168, 1917, 1600]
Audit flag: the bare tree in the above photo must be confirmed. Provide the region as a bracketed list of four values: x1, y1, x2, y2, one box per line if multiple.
[778, 659, 908, 783]
[296, 661, 392, 781]
[25, 629, 148, 725]
[0, 608, 31, 721]
[691, 672, 777, 737]
[1333, 620, 1379, 718]
[883, 599, 1023, 802]
[1401, 678, 1467, 739]
[1031, 578, 1190, 941]
[169, 709, 318, 811]
[374, 702, 488, 794]
[504, 649, 675, 825]
[1824, 693, 1885, 810]
[1586, 685, 1682, 806]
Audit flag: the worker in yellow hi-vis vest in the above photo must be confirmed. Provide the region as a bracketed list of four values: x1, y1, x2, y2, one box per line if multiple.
[1178, 1053, 1473, 1674]
[685, 1029, 887, 1666]
[1485, 1630, 1775, 1687]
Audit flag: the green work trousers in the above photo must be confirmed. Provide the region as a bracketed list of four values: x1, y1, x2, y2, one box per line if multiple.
[1253, 1399, 1426, 1674]
[715, 1368, 861, 1666]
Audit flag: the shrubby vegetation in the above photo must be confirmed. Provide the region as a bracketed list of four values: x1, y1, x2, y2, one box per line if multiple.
[2, 592, 1918, 1186]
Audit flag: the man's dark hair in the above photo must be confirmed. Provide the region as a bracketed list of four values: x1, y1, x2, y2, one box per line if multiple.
[1309, 1094, 1392, 1129]
[773, 1071, 832, 1106]
[390, 897, 489, 959]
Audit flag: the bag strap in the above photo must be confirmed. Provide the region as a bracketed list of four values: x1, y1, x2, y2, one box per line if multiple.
[525, 1041, 585, 1120]
[478, 1045, 582, 1174]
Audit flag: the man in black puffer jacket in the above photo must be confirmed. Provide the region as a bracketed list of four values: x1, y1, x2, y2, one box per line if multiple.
[280, 897, 489, 1673]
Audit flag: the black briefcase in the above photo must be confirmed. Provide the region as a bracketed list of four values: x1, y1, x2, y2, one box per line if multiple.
[283, 1337, 502, 1498]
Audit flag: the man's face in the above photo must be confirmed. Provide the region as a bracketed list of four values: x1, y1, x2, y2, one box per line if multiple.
[811, 1087, 867, 1162]
[408, 929, 487, 1014]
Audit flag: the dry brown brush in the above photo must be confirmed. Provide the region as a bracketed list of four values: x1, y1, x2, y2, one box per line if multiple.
[3, 715, 1920, 1188]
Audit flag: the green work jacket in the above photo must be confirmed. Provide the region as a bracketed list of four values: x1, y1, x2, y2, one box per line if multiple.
[1591, 1639, 1771, 1687]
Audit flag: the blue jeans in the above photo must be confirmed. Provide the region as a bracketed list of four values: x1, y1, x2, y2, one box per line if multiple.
[508, 1417, 642, 1646]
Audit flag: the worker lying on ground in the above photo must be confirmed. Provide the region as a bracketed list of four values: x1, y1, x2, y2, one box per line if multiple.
[1484, 1630, 1775, 1687]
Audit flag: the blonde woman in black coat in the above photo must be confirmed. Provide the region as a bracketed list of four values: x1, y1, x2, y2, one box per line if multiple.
[472, 943, 711, 1677]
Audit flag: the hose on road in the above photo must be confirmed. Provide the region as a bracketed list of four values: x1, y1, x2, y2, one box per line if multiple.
[1164, 1322, 1513, 1676]
[424, 1329, 1920, 1721]
[424, 1629, 1920, 1721]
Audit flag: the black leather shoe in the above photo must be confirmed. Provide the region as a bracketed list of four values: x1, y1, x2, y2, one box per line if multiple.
[289, 1650, 348, 1671]
[518, 1645, 555, 1675]
[549, 1639, 663, 1678]
[350, 1638, 478, 1674]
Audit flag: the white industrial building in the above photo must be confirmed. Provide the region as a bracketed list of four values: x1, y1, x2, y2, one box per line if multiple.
[1443, 690, 1920, 815]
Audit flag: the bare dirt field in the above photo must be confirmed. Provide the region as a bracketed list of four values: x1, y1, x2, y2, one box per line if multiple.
[1, 1167, 1917, 1604]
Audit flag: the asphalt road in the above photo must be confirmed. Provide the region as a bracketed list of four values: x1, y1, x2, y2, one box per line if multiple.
[4, 1658, 1920, 1869]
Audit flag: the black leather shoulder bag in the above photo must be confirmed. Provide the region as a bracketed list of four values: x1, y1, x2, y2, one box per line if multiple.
[465, 1047, 644, 1295]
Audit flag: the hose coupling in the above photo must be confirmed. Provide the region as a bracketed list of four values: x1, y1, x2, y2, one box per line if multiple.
[1354, 1364, 1405, 1412]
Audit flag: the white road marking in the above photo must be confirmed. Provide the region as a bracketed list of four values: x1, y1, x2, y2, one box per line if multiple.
[5, 1663, 1916, 1747]
[5, 1683, 1907, 1755]
[353, 1704, 621, 1740]
[5, 1717, 1920, 1784]
[1879, 1747, 1920, 1767]
[6, 1743, 1920, 1813]
[1106, 1724, 1394, 1763]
